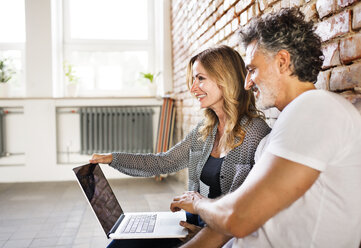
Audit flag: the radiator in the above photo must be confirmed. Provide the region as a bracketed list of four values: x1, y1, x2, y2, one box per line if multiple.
[0, 108, 5, 157]
[80, 107, 154, 155]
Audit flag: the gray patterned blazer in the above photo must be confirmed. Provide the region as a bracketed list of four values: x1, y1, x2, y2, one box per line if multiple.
[110, 116, 271, 197]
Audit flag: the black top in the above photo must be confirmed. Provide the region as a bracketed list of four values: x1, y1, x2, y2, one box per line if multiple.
[200, 155, 224, 199]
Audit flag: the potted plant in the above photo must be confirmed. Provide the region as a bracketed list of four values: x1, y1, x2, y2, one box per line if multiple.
[0, 58, 15, 97]
[140, 72, 160, 96]
[63, 61, 80, 97]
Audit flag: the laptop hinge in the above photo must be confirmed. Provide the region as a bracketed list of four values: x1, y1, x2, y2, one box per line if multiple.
[107, 214, 125, 238]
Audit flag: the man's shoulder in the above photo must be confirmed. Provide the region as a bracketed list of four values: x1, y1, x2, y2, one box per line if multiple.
[284, 89, 357, 118]
[293, 89, 337, 105]
[294, 89, 351, 107]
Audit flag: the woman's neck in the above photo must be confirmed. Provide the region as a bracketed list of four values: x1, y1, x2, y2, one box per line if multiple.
[216, 112, 226, 135]
[212, 111, 228, 158]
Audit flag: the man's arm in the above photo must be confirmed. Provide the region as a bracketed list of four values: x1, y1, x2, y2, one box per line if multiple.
[171, 151, 320, 238]
[180, 224, 232, 248]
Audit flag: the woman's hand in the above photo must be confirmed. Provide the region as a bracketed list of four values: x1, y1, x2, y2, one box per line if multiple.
[170, 191, 204, 214]
[178, 221, 202, 243]
[89, 153, 113, 164]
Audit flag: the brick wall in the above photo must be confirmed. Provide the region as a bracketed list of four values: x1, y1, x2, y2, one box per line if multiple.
[170, 0, 361, 142]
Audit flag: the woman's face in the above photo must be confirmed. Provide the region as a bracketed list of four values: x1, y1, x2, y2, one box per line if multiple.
[190, 60, 224, 111]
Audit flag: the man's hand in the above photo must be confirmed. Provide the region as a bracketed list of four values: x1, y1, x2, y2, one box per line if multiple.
[178, 221, 202, 243]
[170, 191, 204, 214]
[89, 153, 113, 164]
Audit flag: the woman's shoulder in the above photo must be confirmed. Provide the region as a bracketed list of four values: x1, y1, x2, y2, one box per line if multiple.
[241, 116, 271, 134]
[186, 119, 206, 136]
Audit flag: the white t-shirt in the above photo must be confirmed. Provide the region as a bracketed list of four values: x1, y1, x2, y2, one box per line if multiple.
[231, 90, 361, 248]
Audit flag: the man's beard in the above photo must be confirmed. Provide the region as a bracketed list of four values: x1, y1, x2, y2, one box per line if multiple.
[254, 84, 278, 110]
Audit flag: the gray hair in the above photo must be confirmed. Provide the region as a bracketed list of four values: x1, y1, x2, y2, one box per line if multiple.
[238, 8, 324, 83]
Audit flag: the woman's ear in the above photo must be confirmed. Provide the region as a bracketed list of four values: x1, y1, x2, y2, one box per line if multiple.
[277, 49, 291, 74]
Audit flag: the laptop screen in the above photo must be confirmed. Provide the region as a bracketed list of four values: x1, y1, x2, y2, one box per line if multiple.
[73, 163, 124, 235]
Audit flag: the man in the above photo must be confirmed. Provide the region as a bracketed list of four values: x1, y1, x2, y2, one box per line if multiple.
[171, 8, 361, 247]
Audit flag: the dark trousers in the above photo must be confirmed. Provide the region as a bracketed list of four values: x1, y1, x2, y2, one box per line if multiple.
[107, 238, 182, 248]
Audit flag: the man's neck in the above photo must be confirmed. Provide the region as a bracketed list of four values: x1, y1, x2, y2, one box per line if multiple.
[276, 78, 316, 111]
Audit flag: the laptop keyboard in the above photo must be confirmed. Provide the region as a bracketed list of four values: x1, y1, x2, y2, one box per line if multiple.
[121, 214, 157, 233]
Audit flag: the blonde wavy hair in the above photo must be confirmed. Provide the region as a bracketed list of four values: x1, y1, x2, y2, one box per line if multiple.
[187, 45, 262, 152]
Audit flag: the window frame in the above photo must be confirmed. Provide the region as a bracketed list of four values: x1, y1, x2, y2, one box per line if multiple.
[62, 0, 156, 97]
[0, 48, 26, 98]
[0, 42, 26, 96]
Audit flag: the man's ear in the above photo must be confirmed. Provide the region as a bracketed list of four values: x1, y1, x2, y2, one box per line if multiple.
[277, 49, 291, 74]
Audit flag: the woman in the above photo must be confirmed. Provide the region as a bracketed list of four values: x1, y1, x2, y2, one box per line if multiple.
[90, 45, 271, 247]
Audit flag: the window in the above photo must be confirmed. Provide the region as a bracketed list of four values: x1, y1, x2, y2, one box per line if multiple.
[63, 0, 155, 97]
[0, 0, 26, 96]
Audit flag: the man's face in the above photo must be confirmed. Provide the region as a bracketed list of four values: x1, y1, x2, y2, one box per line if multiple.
[244, 41, 281, 110]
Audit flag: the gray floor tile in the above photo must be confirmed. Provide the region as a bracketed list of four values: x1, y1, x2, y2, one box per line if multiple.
[0, 232, 12, 241]
[56, 236, 74, 246]
[0, 176, 186, 247]
[29, 237, 59, 247]
[3, 239, 32, 248]
[10, 231, 37, 240]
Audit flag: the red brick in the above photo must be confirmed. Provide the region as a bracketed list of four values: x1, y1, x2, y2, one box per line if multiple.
[340, 34, 361, 64]
[302, 3, 318, 21]
[225, 23, 232, 37]
[248, 3, 260, 20]
[217, 4, 225, 18]
[316, 0, 337, 19]
[315, 10, 350, 42]
[322, 42, 340, 69]
[337, 0, 358, 8]
[226, 6, 236, 22]
[218, 28, 226, 40]
[230, 0, 240, 6]
[259, 0, 268, 11]
[235, 0, 255, 14]
[272, 1, 282, 12]
[206, 3, 216, 16]
[231, 18, 240, 32]
[352, 2, 361, 30]
[215, 14, 227, 31]
[281, 0, 290, 8]
[240, 10, 248, 25]
[290, 0, 304, 7]
[329, 63, 361, 91]
[224, 0, 231, 10]
[340, 91, 361, 108]
[215, 0, 224, 9]
[267, 0, 279, 5]
[315, 70, 331, 90]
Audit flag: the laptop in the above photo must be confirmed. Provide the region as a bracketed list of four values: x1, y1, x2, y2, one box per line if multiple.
[73, 163, 187, 239]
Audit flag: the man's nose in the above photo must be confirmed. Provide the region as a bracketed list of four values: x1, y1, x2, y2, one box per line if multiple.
[244, 73, 253, 90]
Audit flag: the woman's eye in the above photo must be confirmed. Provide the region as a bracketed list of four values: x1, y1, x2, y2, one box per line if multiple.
[198, 76, 205, 81]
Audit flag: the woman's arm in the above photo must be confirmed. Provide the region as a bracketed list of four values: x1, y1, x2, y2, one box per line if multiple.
[90, 123, 202, 177]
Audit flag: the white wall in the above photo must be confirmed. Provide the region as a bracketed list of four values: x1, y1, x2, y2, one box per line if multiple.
[0, 97, 162, 182]
[0, 0, 173, 182]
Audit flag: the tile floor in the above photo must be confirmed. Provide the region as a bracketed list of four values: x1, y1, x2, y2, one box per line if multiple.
[0, 177, 186, 248]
